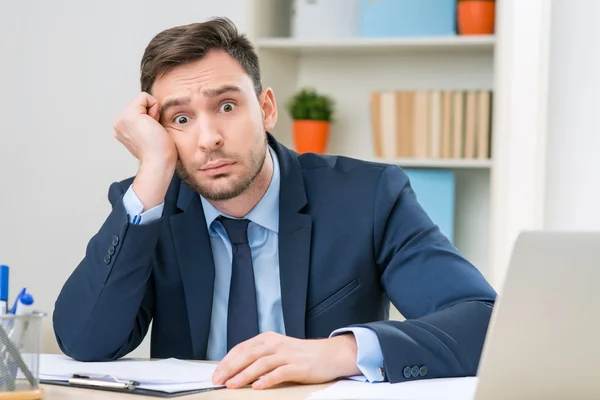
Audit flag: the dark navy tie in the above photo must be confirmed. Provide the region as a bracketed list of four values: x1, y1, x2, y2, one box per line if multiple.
[218, 216, 260, 351]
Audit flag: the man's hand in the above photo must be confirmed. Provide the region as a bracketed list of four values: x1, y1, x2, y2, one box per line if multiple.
[211, 332, 361, 390]
[113, 92, 177, 210]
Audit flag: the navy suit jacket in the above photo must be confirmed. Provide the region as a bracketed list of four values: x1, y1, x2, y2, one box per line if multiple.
[53, 133, 497, 383]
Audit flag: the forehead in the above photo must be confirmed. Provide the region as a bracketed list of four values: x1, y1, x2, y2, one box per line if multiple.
[150, 49, 253, 100]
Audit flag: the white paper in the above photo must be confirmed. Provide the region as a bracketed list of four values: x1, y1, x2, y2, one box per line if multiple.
[39, 354, 224, 393]
[135, 380, 220, 394]
[307, 377, 478, 400]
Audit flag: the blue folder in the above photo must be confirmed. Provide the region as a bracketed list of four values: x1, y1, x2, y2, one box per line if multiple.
[404, 169, 456, 242]
[360, 0, 457, 38]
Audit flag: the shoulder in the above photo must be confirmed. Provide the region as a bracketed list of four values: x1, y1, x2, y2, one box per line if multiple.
[295, 151, 409, 189]
[270, 133, 409, 190]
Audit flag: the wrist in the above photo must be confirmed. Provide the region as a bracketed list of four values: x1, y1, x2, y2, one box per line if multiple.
[329, 333, 360, 378]
[140, 152, 177, 169]
[133, 160, 175, 211]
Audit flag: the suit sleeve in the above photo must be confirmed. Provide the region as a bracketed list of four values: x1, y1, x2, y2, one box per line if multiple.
[52, 180, 163, 361]
[353, 165, 497, 383]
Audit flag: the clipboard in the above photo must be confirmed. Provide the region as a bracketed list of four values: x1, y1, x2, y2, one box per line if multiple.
[40, 375, 225, 398]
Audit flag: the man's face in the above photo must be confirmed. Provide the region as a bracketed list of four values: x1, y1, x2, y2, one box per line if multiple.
[151, 49, 277, 201]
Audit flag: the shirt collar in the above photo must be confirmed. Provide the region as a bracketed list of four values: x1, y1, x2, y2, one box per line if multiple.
[200, 145, 280, 233]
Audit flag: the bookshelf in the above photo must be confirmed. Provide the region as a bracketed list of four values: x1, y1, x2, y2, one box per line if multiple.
[246, 0, 497, 293]
[372, 158, 492, 169]
[257, 35, 495, 55]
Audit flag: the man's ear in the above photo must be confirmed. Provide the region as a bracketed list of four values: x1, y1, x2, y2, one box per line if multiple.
[260, 88, 278, 131]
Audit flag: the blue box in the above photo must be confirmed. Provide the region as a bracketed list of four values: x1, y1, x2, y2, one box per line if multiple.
[404, 169, 456, 242]
[360, 0, 457, 38]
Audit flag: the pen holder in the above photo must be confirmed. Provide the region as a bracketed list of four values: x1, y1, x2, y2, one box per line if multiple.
[0, 312, 45, 399]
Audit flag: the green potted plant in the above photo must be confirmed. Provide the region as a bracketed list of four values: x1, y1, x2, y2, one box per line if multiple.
[286, 87, 335, 154]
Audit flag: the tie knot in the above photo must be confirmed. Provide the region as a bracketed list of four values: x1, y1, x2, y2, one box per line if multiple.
[217, 216, 250, 244]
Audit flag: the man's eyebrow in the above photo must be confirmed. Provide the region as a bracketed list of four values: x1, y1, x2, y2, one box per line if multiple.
[202, 85, 242, 97]
[158, 86, 242, 117]
[159, 97, 191, 116]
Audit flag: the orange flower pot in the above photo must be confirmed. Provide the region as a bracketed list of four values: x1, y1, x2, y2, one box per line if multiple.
[293, 120, 330, 154]
[458, 0, 495, 35]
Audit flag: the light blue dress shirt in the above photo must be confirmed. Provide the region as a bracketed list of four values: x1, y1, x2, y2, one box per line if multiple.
[122, 146, 384, 382]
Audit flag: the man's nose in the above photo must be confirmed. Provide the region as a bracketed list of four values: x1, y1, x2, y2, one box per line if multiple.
[196, 119, 223, 152]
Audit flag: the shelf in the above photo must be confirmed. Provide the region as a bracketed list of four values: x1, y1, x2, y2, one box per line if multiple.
[366, 157, 493, 169]
[257, 35, 495, 56]
[252, 0, 498, 284]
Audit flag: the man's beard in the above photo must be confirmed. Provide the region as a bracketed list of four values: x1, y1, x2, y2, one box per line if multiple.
[176, 140, 267, 201]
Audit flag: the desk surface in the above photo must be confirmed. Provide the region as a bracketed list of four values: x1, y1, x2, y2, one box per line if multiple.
[40, 382, 333, 399]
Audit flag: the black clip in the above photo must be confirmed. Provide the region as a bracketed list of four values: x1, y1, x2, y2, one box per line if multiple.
[69, 374, 140, 391]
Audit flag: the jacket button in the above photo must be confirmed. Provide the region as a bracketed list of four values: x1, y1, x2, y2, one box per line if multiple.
[419, 366, 427, 377]
[111, 235, 119, 247]
[107, 245, 115, 256]
[103, 254, 111, 264]
[411, 366, 419, 377]
[403, 366, 411, 379]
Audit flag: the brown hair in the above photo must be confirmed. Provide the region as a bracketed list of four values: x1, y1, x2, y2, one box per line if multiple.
[140, 17, 262, 96]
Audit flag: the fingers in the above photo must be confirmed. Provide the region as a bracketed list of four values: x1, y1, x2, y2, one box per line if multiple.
[213, 338, 270, 385]
[217, 335, 266, 370]
[148, 101, 160, 121]
[114, 92, 158, 131]
[133, 92, 159, 116]
[224, 354, 284, 389]
[252, 364, 304, 390]
[213, 332, 288, 385]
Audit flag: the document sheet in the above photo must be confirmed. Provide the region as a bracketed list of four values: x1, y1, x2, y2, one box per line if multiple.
[307, 377, 478, 400]
[39, 353, 224, 394]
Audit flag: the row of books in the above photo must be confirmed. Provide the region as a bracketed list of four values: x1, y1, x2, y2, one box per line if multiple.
[370, 90, 493, 159]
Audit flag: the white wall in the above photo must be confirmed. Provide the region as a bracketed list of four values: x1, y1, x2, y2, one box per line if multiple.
[0, 0, 247, 357]
[490, 0, 600, 288]
[544, 0, 600, 230]
[488, 0, 551, 289]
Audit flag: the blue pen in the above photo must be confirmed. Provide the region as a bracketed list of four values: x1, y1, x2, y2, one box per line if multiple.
[9, 288, 26, 315]
[9, 290, 34, 344]
[0, 265, 8, 314]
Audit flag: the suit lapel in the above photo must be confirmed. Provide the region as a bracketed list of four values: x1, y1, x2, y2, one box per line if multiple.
[270, 135, 312, 339]
[278, 206, 312, 339]
[170, 181, 215, 359]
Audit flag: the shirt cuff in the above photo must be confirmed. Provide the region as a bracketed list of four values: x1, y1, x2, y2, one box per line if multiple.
[122, 185, 164, 225]
[330, 327, 385, 383]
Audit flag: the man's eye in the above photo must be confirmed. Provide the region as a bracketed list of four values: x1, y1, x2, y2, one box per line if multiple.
[219, 102, 235, 113]
[174, 115, 189, 124]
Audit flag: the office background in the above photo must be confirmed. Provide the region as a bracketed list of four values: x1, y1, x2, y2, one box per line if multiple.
[0, 0, 598, 358]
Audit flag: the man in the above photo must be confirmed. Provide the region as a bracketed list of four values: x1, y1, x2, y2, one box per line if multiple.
[53, 17, 497, 390]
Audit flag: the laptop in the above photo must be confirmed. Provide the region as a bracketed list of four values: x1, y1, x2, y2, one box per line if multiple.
[474, 231, 600, 399]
